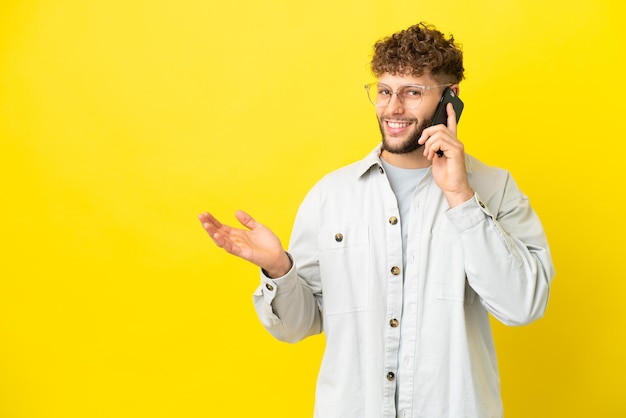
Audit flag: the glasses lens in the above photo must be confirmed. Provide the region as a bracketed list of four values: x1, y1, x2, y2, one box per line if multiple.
[366, 84, 424, 109]
[366, 84, 379, 106]
[398, 86, 424, 109]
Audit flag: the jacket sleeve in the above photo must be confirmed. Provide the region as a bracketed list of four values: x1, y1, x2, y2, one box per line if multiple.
[446, 173, 555, 326]
[252, 187, 323, 343]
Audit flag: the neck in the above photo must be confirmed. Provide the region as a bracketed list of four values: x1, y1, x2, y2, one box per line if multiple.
[380, 149, 431, 169]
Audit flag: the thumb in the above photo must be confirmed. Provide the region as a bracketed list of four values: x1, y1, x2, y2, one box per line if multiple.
[235, 209, 258, 230]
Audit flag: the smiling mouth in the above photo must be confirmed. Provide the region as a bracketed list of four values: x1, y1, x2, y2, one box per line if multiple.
[386, 121, 413, 129]
[384, 120, 415, 135]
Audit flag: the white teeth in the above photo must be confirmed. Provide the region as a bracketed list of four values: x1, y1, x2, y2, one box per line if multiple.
[388, 122, 410, 129]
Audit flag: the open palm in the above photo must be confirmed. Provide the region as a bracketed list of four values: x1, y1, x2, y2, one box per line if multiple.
[198, 210, 286, 274]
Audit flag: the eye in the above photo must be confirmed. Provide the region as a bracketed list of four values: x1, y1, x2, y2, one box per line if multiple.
[403, 87, 424, 98]
[377, 87, 391, 96]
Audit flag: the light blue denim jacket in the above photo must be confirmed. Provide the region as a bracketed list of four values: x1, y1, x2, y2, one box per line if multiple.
[254, 146, 555, 418]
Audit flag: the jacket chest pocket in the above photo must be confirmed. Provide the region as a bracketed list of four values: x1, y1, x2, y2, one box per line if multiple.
[317, 226, 370, 316]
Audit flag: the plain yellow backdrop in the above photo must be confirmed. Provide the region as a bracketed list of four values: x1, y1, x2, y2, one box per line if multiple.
[1, 0, 625, 417]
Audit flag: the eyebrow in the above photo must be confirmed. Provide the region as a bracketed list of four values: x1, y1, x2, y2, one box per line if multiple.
[377, 83, 426, 88]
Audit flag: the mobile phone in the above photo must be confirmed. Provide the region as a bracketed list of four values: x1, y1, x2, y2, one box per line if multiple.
[431, 87, 464, 156]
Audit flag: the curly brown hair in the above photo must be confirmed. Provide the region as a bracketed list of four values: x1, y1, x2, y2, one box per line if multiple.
[371, 22, 465, 84]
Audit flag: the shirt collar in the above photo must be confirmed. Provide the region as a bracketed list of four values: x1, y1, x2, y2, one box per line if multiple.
[355, 145, 385, 178]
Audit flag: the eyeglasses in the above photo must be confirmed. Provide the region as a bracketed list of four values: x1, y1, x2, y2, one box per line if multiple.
[364, 82, 452, 109]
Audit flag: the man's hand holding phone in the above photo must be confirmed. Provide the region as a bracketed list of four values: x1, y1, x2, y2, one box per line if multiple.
[419, 98, 474, 208]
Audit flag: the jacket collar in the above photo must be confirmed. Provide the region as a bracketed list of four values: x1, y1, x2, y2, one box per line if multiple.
[356, 144, 475, 178]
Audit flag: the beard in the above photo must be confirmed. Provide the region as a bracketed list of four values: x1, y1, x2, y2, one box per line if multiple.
[378, 115, 433, 154]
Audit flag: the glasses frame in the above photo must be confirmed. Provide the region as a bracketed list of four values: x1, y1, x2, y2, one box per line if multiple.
[364, 82, 452, 109]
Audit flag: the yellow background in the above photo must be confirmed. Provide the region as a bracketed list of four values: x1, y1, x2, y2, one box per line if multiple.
[1, 0, 624, 417]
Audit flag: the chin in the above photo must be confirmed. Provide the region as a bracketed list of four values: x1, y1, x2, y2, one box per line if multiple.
[378, 118, 429, 155]
[381, 135, 423, 155]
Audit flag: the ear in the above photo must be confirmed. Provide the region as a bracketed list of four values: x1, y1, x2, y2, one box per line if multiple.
[450, 84, 460, 95]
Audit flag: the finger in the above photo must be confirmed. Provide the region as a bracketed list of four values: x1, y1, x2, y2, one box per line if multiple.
[235, 209, 258, 231]
[204, 222, 241, 254]
[418, 123, 437, 145]
[198, 212, 222, 228]
[199, 212, 231, 243]
[199, 212, 229, 235]
[424, 143, 438, 160]
[420, 128, 437, 159]
[198, 212, 250, 258]
[418, 128, 426, 145]
[425, 133, 445, 159]
[198, 212, 209, 223]
[201, 221, 226, 247]
[446, 103, 457, 135]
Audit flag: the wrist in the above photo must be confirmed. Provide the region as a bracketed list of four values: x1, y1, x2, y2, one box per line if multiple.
[262, 252, 293, 279]
[445, 189, 475, 208]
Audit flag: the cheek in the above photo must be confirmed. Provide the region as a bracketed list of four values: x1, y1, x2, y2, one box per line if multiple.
[415, 110, 433, 125]
[420, 101, 439, 120]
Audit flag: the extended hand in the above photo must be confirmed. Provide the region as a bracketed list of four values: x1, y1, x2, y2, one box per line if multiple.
[198, 210, 292, 278]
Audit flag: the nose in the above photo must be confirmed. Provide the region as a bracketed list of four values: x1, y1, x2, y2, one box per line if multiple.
[385, 93, 405, 114]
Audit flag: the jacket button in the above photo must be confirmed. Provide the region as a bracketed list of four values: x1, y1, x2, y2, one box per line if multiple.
[389, 216, 398, 225]
[389, 318, 399, 327]
[379, 166, 384, 174]
[387, 372, 395, 381]
[334, 233, 343, 242]
[391, 266, 401, 275]
[265, 283, 274, 291]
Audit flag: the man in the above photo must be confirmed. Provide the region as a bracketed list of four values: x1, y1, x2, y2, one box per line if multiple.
[199, 22, 554, 418]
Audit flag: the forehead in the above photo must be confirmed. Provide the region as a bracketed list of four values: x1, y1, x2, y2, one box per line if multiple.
[377, 72, 437, 86]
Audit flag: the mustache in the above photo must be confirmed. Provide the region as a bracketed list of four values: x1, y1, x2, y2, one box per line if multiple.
[380, 116, 418, 123]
